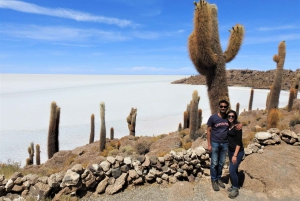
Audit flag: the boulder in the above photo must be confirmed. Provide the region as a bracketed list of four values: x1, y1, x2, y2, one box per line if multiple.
[255, 132, 271, 140]
[105, 173, 128, 195]
[60, 169, 80, 187]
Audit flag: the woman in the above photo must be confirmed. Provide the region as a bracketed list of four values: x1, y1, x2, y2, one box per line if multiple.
[227, 110, 244, 199]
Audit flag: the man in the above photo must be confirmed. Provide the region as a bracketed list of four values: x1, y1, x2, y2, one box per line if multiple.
[206, 100, 230, 191]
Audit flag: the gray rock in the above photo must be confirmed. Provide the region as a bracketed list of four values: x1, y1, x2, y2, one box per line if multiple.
[108, 177, 115, 185]
[169, 176, 177, 184]
[95, 176, 109, 194]
[244, 148, 253, 155]
[14, 177, 22, 185]
[156, 177, 163, 184]
[37, 176, 48, 184]
[115, 156, 124, 163]
[164, 154, 173, 161]
[0, 175, 4, 182]
[21, 174, 39, 185]
[48, 172, 64, 188]
[128, 170, 139, 181]
[193, 146, 206, 156]
[150, 156, 157, 165]
[11, 185, 23, 192]
[258, 149, 264, 154]
[29, 182, 51, 200]
[262, 139, 276, 145]
[10, 172, 22, 181]
[137, 155, 145, 163]
[5, 179, 14, 190]
[60, 169, 80, 187]
[100, 161, 111, 172]
[105, 173, 128, 195]
[142, 155, 150, 167]
[133, 177, 143, 185]
[162, 166, 170, 173]
[111, 168, 122, 179]
[124, 157, 132, 165]
[161, 174, 169, 181]
[255, 132, 271, 140]
[107, 156, 116, 164]
[71, 164, 83, 174]
[120, 165, 129, 172]
[158, 157, 165, 163]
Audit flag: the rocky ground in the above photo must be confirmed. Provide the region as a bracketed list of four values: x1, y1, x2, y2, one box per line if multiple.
[171, 69, 300, 90]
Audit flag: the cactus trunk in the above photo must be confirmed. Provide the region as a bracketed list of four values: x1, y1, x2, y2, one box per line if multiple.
[248, 88, 254, 111]
[36, 144, 40, 165]
[110, 127, 114, 140]
[47, 101, 57, 159]
[236, 102, 240, 116]
[189, 90, 200, 140]
[127, 108, 137, 136]
[89, 114, 95, 144]
[100, 102, 106, 152]
[197, 109, 202, 130]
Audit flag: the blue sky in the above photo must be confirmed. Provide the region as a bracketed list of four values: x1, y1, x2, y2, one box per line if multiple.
[0, 0, 299, 75]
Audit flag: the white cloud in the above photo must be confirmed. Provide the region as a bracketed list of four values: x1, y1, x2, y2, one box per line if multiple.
[0, 0, 137, 27]
[0, 24, 130, 42]
[257, 25, 298, 31]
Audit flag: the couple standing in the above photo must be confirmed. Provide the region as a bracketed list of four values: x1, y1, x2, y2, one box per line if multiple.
[207, 100, 244, 199]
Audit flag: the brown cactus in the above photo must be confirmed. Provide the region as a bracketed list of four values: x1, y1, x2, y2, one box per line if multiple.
[89, 114, 95, 144]
[287, 88, 297, 111]
[100, 102, 106, 152]
[190, 90, 200, 140]
[236, 102, 240, 116]
[178, 123, 182, 132]
[183, 111, 188, 129]
[127, 108, 137, 136]
[268, 41, 286, 111]
[189, 0, 244, 114]
[47, 101, 57, 159]
[55, 106, 60, 152]
[248, 88, 254, 111]
[197, 109, 202, 130]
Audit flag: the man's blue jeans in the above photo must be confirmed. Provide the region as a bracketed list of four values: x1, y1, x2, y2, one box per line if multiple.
[210, 141, 228, 181]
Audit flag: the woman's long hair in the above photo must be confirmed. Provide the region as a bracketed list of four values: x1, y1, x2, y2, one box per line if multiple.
[227, 110, 238, 124]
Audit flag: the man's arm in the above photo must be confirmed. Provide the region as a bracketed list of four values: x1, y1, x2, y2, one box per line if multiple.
[207, 126, 212, 152]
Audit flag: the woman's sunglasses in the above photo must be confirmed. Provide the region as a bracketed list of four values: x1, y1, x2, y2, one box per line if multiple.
[228, 115, 235, 119]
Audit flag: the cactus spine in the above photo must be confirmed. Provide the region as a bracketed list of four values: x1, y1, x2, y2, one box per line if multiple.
[89, 114, 95, 144]
[47, 101, 58, 159]
[110, 127, 114, 140]
[126, 108, 137, 136]
[190, 90, 200, 140]
[236, 102, 240, 116]
[197, 109, 202, 130]
[36, 144, 40, 165]
[189, 0, 244, 114]
[100, 102, 106, 152]
[268, 41, 286, 111]
[248, 88, 254, 111]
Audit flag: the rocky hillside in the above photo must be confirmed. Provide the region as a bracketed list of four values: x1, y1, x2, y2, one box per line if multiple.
[172, 69, 300, 90]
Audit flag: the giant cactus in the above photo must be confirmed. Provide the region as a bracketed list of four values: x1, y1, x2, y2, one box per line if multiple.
[126, 108, 137, 136]
[189, 0, 244, 113]
[267, 41, 286, 111]
[100, 102, 106, 152]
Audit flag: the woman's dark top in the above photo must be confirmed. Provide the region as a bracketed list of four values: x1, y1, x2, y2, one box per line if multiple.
[227, 126, 244, 152]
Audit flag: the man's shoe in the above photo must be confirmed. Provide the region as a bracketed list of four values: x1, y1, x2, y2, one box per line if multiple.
[217, 179, 225, 189]
[228, 187, 239, 199]
[212, 180, 220, 191]
[227, 186, 233, 192]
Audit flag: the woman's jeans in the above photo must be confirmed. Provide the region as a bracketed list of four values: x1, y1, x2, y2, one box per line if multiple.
[210, 141, 228, 181]
[228, 150, 244, 188]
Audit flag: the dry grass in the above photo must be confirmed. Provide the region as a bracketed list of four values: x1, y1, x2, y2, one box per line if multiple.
[0, 160, 21, 179]
[242, 132, 256, 147]
[290, 114, 300, 127]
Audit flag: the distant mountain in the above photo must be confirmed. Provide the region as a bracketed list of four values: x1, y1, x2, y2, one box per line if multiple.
[172, 69, 300, 91]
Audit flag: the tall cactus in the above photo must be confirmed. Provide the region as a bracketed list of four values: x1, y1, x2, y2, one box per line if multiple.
[36, 144, 40, 165]
[110, 127, 114, 140]
[291, 74, 300, 99]
[55, 106, 60, 152]
[190, 90, 200, 140]
[100, 102, 106, 152]
[268, 41, 286, 111]
[236, 102, 240, 116]
[126, 108, 137, 136]
[189, 0, 244, 114]
[26, 142, 34, 165]
[89, 114, 95, 144]
[287, 88, 297, 111]
[248, 88, 254, 111]
[48, 101, 57, 159]
[183, 111, 188, 129]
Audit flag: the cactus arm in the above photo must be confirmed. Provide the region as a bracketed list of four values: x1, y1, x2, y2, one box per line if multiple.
[192, 1, 217, 69]
[273, 54, 279, 63]
[224, 24, 245, 63]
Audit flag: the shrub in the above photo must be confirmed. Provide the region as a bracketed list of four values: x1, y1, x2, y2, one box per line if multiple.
[135, 140, 152, 155]
[290, 114, 300, 127]
[0, 160, 21, 179]
[120, 146, 134, 156]
[242, 132, 256, 147]
[183, 142, 192, 150]
[157, 151, 169, 157]
[267, 109, 280, 129]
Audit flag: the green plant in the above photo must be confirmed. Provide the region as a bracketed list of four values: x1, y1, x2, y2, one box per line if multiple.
[36, 144, 40, 165]
[190, 90, 200, 140]
[100, 102, 106, 152]
[127, 108, 137, 136]
[89, 114, 95, 144]
[268, 41, 286, 111]
[188, 0, 244, 113]
[248, 88, 254, 111]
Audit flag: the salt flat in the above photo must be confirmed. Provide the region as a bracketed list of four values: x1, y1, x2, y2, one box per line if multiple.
[0, 74, 291, 165]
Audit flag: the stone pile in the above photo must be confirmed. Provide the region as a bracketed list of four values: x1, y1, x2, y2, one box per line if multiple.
[0, 146, 211, 200]
[245, 128, 300, 156]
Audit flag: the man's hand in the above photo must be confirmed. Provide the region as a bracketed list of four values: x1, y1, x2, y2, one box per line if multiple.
[236, 123, 242, 130]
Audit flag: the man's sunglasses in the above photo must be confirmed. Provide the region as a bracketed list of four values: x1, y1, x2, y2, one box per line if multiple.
[228, 115, 235, 119]
[219, 106, 228, 109]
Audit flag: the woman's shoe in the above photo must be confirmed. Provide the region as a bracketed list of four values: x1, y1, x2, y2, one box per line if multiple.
[228, 187, 239, 199]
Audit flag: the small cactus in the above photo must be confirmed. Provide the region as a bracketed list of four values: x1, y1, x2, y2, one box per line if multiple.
[89, 114, 95, 144]
[110, 127, 114, 140]
[287, 88, 297, 111]
[236, 102, 240, 116]
[100, 102, 106, 152]
[190, 90, 200, 140]
[267, 108, 280, 129]
[178, 123, 182, 132]
[36, 144, 40, 165]
[248, 88, 254, 111]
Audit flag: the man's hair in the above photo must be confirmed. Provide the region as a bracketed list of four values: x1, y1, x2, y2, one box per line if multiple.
[219, 100, 229, 107]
